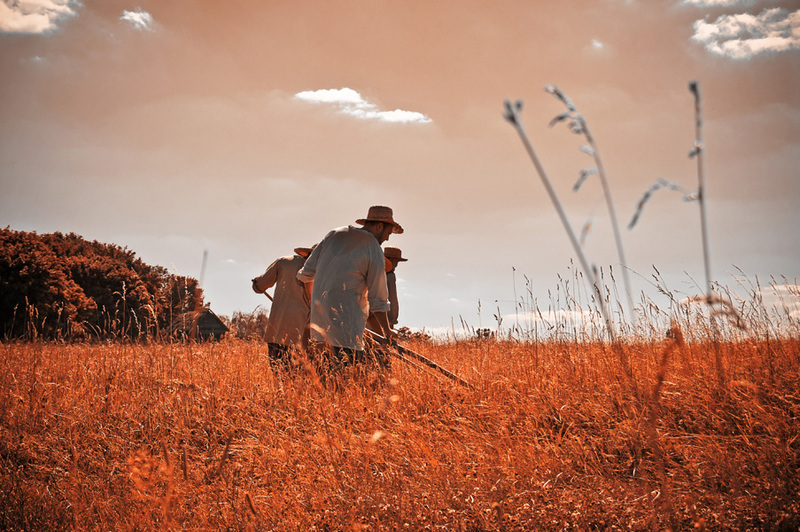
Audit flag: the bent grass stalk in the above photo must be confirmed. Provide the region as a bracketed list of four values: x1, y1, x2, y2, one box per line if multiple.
[545, 85, 636, 329]
[503, 100, 607, 332]
[503, 99, 633, 380]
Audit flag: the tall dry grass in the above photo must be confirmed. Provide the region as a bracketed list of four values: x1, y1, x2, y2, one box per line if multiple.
[1, 328, 797, 530]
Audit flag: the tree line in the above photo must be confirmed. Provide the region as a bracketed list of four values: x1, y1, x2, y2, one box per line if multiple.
[0, 227, 205, 341]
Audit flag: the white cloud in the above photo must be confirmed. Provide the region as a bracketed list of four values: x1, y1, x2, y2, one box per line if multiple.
[509, 308, 604, 326]
[765, 283, 800, 311]
[774, 284, 800, 297]
[690, 7, 800, 59]
[591, 39, 604, 49]
[293, 88, 432, 124]
[121, 10, 153, 31]
[0, 0, 75, 34]
[294, 87, 363, 105]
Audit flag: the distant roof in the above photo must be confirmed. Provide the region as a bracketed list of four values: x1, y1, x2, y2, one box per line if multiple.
[169, 308, 229, 339]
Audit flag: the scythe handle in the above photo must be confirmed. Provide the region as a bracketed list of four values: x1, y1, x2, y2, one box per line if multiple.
[365, 329, 473, 389]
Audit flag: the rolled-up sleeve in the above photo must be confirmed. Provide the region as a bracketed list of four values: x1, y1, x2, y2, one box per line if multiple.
[297, 237, 324, 284]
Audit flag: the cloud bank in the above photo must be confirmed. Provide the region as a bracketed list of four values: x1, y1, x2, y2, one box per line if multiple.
[121, 10, 153, 31]
[771, 284, 800, 319]
[691, 7, 800, 59]
[293, 88, 432, 124]
[0, 0, 75, 34]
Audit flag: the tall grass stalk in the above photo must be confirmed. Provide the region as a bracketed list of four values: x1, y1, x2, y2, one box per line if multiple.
[689, 81, 712, 301]
[503, 99, 634, 382]
[689, 80, 727, 387]
[545, 86, 636, 329]
[503, 100, 614, 339]
[627, 82, 715, 317]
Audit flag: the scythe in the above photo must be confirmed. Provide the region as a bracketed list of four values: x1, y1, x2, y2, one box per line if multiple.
[257, 291, 472, 389]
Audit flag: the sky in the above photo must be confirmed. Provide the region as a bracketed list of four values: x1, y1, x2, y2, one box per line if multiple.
[2, 0, 799, 336]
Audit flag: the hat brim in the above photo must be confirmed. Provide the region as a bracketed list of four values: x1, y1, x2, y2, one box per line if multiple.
[294, 247, 313, 257]
[356, 219, 404, 234]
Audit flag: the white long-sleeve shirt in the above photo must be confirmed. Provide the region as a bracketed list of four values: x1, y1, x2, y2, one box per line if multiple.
[253, 254, 309, 348]
[297, 225, 389, 350]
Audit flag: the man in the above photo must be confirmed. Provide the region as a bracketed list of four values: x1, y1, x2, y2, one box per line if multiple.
[297, 205, 401, 373]
[252, 245, 314, 367]
[383, 247, 408, 329]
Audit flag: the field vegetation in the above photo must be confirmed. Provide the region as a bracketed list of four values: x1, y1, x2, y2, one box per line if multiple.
[3, 82, 797, 530]
[1, 303, 798, 530]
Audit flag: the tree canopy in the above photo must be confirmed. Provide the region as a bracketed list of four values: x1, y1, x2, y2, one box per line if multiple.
[0, 228, 204, 340]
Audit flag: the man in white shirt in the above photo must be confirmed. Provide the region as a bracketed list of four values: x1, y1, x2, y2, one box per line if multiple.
[297, 206, 401, 373]
[252, 245, 314, 367]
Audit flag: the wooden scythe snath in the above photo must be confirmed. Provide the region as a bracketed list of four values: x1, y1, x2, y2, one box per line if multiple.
[365, 329, 473, 389]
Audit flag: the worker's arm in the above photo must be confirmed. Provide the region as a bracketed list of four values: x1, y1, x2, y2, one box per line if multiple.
[368, 311, 396, 344]
[252, 260, 280, 294]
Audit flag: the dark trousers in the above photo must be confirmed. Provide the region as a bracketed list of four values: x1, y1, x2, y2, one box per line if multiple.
[307, 340, 391, 378]
[267, 342, 293, 369]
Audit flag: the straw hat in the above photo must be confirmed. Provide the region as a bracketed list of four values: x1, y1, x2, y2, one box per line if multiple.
[294, 244, 316, 257]
[356, 205, 404, 234]
[383, 247, 408, 262]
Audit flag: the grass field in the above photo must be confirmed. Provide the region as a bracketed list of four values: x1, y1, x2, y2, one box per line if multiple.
[1, 325, 798, 531]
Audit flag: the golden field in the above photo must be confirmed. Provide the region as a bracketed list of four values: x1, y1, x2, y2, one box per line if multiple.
[1, 332, 798, 531]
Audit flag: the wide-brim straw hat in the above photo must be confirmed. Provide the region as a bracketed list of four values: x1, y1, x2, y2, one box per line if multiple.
[356, 205, 404, 234]
[383, 246, 408, 262]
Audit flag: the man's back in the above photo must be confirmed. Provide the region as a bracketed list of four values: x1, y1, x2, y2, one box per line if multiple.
[298, 225, 390, 350]
[254, 254, 309, 348]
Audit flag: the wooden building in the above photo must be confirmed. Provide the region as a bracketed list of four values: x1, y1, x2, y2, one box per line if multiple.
[169, 308, 229, 341]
